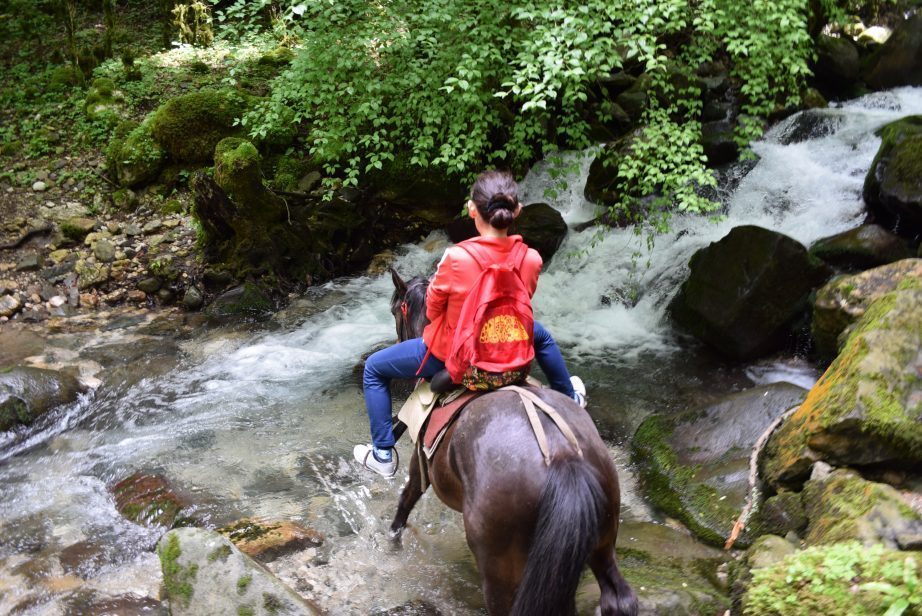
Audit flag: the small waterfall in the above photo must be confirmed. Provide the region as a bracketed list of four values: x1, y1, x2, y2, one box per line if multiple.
[519, 87, 922, 358]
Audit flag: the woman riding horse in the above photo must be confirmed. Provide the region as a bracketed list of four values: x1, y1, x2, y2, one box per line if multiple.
[355, 169, 586, 477]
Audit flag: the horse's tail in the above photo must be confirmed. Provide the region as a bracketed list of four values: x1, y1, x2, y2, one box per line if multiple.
[510, 457, 637, 616]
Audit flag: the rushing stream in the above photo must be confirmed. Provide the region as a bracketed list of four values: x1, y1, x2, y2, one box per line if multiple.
[1, 87, 921, 614]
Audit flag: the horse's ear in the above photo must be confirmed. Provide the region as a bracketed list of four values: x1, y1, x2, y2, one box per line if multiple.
[390, 267, 407, 296]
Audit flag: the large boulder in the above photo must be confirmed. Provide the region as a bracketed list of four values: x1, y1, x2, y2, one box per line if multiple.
[762, 288, 922, 490]
[801, 469, 922, 548]
[670, 226, 831, 360]
[743, 542, 922, 615]
[808, 224, 910, 271]
[632, 383, 808, 547]
[0, 366, 83, 432]
[862, 14, 922, 90]
[445, 203, 568, 262]
[157, 527, 318, 616]
[813, 34, 860, 97]
[150, 90, 251, 163]
[811, 259, 922, 358]
[863, 116, 922, 239]
[368, 163, 467, 227]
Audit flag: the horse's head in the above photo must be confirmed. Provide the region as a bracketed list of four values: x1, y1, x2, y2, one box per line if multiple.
[390, 268, 430, 342]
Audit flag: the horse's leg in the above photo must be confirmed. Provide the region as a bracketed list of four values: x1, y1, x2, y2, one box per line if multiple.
[464, 510, 526, 616]
[589, 547, 638, 616]
[389, 448, 425, 540]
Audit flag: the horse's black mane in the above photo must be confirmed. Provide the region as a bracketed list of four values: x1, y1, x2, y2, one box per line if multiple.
[391, 275, 430, 341]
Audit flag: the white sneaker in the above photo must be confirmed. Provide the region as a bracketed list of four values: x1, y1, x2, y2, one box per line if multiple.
[353, 444, 398, 478]
[570, 376, 588, 409]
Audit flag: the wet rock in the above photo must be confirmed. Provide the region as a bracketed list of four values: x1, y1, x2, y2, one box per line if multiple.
[157, 527, 319, 615]
[112, 472, 189, 528]
[862, 14, 922, 90]
[801, 469, 921, 547]
[60, 217, 96, 242]
[670, 225, 831, 360]
[728, 534, 797, 614]
[602, 521, 729, 615]
[181, 285, 203, 310]
[813, 35, 860, 97]
[863, 116, 922, 239]
[137, 277, 162, 294]
[366, 250, 397, 276]
[632, 383, 807, 547]
[808, 224, 910, 271]
[59, 540, 108, 576]
[218, 518, 323, 562]
[701, 120, 739, 166]
[776, 109, 844, 145]
[811, 259, 921, 358]
[64, 593, 168, 616]
[763, 289, 922, 489]
[512, 203, 567, 262]
[206, 283, 273, 319]
[0, 366, 83, 431]
[0, 329, 45, 367]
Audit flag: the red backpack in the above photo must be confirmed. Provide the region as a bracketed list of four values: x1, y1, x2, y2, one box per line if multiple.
[445, 240, 535, 391]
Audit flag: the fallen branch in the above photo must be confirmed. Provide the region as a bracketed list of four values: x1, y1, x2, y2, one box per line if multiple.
[724, 404, 801, 550]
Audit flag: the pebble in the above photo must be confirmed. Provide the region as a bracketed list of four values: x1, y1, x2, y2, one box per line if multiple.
[32, 181, 47, 192]
[49, 295, 66, 308]
[127, 290, 146, 302]
[0, 294, 21, 317]
[0, 279, 17, 293]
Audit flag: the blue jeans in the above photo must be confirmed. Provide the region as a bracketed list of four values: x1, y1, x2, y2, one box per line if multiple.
[362, 321, 575, 449]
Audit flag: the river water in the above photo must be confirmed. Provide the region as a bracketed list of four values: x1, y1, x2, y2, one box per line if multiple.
[1, 87, 921, 614]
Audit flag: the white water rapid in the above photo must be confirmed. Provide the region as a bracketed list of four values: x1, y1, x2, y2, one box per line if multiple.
[1, 86, 921, 614]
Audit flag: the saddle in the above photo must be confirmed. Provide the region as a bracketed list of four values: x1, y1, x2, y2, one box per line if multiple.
[396, 370, 583, 488]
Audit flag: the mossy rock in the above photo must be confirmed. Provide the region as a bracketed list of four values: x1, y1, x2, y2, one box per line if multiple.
[150, 89, 250, 163]
[801, 469, 921, 548]
[808, 224, 911, 272]
[746, 491, 807, 538]
[633, 383, 807, 547]
[862, 14, 922, 90]
[742, 541, 922, 615]
[205, 283, 273, 319]
[258, 46, 296, 67]
[811, 259, 922, 358]
[863, 115, 922, 239]
[217, 518, 323, 562]
[60, 217, 97, 242]
[106, 118, 166, 189]
[763, 288, 922, 489]
[84, 77, 123, 119]
[269, 154, 319, 193]
[0, 140, 23, 157]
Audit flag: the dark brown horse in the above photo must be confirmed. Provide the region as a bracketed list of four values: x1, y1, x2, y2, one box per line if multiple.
[387, 270, 638, 616]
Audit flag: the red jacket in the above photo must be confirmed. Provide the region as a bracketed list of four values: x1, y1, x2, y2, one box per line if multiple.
[423, 235, 542, 361]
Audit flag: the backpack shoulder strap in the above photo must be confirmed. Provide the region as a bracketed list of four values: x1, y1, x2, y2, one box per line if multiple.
[456, 241, 489, 270]
[511, 241, 529, 272]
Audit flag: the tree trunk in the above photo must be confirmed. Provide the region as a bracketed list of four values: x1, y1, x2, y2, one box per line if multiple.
[103, 0, 116, 57]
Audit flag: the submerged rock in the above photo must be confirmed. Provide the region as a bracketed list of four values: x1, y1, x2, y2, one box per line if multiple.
[632, 383, 807, 547]
[0, 366, 83, 432]
[157, 527, 319, 615]
[808, 224, 910, 271]
[863, 116, 922, 239]
[811, 259, 921, 358]
[218, 518, 323, 563]
[670, 225, 831, 360]
[112, 472, 190, 528]
[762, 288, 922, 489]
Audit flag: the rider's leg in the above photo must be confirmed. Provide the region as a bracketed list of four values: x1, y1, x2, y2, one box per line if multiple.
[362, 337, 445, 451]
[533, 321, 578, 398]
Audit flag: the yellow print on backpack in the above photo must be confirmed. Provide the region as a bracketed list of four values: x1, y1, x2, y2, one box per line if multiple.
[479, 315, 529, 344]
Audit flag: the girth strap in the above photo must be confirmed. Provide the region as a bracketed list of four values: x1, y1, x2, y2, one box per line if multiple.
[505, 385, 583, 465]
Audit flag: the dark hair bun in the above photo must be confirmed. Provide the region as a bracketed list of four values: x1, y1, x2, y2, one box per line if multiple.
[486, 193, 516, 229]
[471, 170, 519, 230]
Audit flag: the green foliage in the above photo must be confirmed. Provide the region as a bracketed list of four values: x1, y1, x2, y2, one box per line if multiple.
[250, 0, 824, 229]
[172, 1, 215, 47]
[744, 542, 922, 616]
